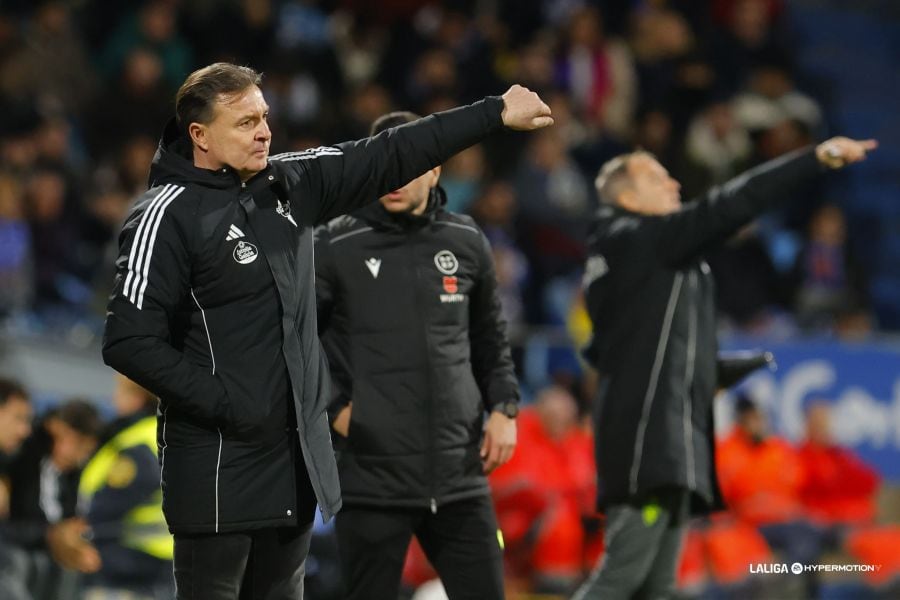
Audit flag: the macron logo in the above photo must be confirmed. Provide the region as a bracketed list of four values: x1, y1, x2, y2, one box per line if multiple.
[225, 224, 245, 241]
[365, 258, 381, 278]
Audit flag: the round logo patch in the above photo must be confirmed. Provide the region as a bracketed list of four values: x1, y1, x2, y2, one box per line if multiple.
[434, 250, 459, 275]
[233, 241, 259, 265]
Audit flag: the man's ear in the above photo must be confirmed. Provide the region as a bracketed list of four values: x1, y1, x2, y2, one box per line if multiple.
[428, 165, 442, 187]
[188, 122, 208, 152]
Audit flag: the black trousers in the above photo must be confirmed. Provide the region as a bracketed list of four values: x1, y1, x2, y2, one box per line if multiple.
[335, 494, 504, 600]
[573, 487, 691, 600]
[173, 523, 313, 600]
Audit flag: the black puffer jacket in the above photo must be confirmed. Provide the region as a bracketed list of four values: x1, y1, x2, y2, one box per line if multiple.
[102, 96, 506, 533]
[583, 149, 822, 513]
[315, 191, 519, 510]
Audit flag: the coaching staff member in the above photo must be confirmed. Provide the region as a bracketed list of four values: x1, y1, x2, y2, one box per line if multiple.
[101, 62, 552, 599]
[574, 136, 876, 600]
[314, 111, 519, 600]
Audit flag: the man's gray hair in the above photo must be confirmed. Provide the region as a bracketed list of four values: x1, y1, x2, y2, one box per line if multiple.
[594, 150, 653, 205]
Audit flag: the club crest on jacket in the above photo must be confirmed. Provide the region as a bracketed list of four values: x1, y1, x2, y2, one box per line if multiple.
[233, 240, 259, 264]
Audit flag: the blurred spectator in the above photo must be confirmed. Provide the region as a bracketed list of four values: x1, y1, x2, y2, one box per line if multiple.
[470, 180, 529, 336]
[0, 378, 32, 600]
[4, 399, 103, 600]
[0, 174, 33, 317]
[554, 6, 637, 141]
[0, 378, 32, 476]
[710, 0, 790, 93]
[0, 1, 97, 115]
[707, 223, 788, 332]
[792, 203, 870, 332]
[441, 144, 486, 214]
[716, 395, 828, 575]
[732, 64, 823, 135]
[78, 375, 173, 600]
[182, 0, 276, 67]
[681, 101, 752, 197]
[489, 385, 595, 594]
[98, 0, 192, 91]
[514, 128, 590, 317]
[24, 164, 94, 313]
[85, 48, 172, 160]
[797, 400, 880, 526]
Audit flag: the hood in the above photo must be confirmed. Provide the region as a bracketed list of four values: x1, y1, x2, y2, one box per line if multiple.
[355, 184, 448, 231]
[147, 118, 243, 191]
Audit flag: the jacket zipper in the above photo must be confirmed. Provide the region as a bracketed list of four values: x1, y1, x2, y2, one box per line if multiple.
[409, 231, 438, 514]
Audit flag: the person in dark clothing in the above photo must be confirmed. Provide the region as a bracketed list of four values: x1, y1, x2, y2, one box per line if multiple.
[4, 399, 103, 600]
[574, 136, 876, 599]
[101, 62, 552, 600]
[315, 111, 520, 600]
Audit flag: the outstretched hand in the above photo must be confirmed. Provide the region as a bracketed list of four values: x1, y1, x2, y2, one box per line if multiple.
[816, 137, 878, 169]
[501, 85, 554, 131]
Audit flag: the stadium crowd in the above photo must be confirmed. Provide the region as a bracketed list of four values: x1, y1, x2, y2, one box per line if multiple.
[0, 1, 896, 599]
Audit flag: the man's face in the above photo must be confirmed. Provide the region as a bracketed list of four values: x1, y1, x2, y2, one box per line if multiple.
[0, 396, 32, 455]
[379, 167, 440, 215]
[193, 86, 271, 181]
[47, 418, 97, 472]
[621, 155, 681, 215]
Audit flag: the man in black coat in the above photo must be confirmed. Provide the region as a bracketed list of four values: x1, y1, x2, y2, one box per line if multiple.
[315, 112, 520, 600]
[574, 136, 876, 599]
[102, 62, 552, 600]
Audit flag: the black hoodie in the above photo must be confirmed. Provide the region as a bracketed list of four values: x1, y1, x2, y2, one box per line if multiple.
[314, 187, 519, 509]
[102, 96, 505, 533]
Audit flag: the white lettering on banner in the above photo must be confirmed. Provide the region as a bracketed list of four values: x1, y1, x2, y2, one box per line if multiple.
[737, 361, 900, 449]
[750, 562, 883, 575]
[440, 294, 465, 303]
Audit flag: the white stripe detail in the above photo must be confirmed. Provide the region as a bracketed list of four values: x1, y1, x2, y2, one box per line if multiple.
[215, 429, 223, 533]
[435, 221, 479, 235]
[191, 289, 216, 375]
[124, 184, 173, 301]
[226, 224, 245, 241]
[192, 288, 221, 531]
[135, 186, 185, 309]
[683, 271, 698, 489]
[127, 184, 180, 303]
[270, 147, 343, 162]
[629, 272, 684, 495]
[330, 227, 373, 244]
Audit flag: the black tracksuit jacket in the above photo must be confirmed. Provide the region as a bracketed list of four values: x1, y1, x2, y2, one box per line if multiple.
[101, 96, 506, 533]
[314, 192, 519, 510]
[583, 148, 822, 513]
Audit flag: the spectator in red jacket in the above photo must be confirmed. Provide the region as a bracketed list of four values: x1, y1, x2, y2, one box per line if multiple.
[488, 385, 595, 595]
[716, 395, 827, 573]
[797, 400, 880, 526]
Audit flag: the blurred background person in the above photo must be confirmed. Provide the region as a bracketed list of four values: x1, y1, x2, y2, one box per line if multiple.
[78, 374, 173, 600]
[4, 398, 102, 600]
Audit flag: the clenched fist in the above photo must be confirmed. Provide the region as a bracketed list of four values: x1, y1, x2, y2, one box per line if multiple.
[501, 85, 554, 131]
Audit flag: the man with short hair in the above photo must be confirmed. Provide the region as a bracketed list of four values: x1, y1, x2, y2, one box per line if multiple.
[102, 62, 552, 599]
[575, 137, 876, 599]
[316, 111, 520, 600]
[0, 379, 32, 465]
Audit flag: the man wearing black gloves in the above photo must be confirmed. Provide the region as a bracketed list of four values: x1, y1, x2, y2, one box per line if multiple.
[315, 111, 520, 600]
[574, 136, 876, 600]
[101, 61, 551, 600]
